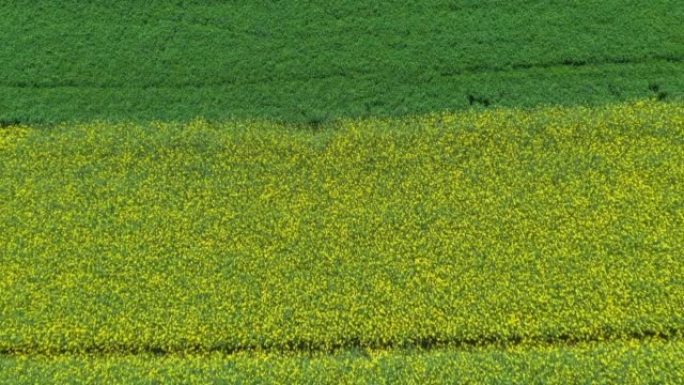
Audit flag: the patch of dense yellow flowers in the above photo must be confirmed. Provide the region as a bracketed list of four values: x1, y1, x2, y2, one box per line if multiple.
[0, 126, 29, 151]
[0, 100, 683, 358]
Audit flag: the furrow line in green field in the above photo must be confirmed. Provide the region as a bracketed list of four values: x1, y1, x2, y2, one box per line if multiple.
[3, 56, 682, 90]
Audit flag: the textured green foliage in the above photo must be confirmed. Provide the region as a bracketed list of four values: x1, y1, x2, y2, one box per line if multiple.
[1, 340, 683, 384]
[1, 101, 683, 356]
[1, 0, 682, 124]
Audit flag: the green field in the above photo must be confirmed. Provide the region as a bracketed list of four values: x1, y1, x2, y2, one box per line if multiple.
[2, 1, 684, 383]
[1, 0, 682, 124]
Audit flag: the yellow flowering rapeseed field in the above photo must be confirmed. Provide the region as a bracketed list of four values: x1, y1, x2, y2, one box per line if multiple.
[1, 100, 683, 383]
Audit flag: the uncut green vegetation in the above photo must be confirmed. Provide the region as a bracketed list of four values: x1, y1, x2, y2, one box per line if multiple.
[1, 101, 683, 355]
[1, 0, 682, 124]
[2, 340, 683, 384]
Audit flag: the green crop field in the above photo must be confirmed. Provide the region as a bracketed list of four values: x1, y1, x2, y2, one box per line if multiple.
[2, 0, 684, 383]
[1, 0, 683, 125]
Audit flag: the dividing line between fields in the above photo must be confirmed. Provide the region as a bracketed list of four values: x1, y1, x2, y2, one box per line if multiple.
[1, 328, 681, 357]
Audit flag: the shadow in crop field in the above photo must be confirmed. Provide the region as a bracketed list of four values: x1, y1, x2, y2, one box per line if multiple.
[0, 118, 22, 128]
[467, 94, 491, 107]
[1, 327, 681, 357]
[649, 83, 670, 101]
